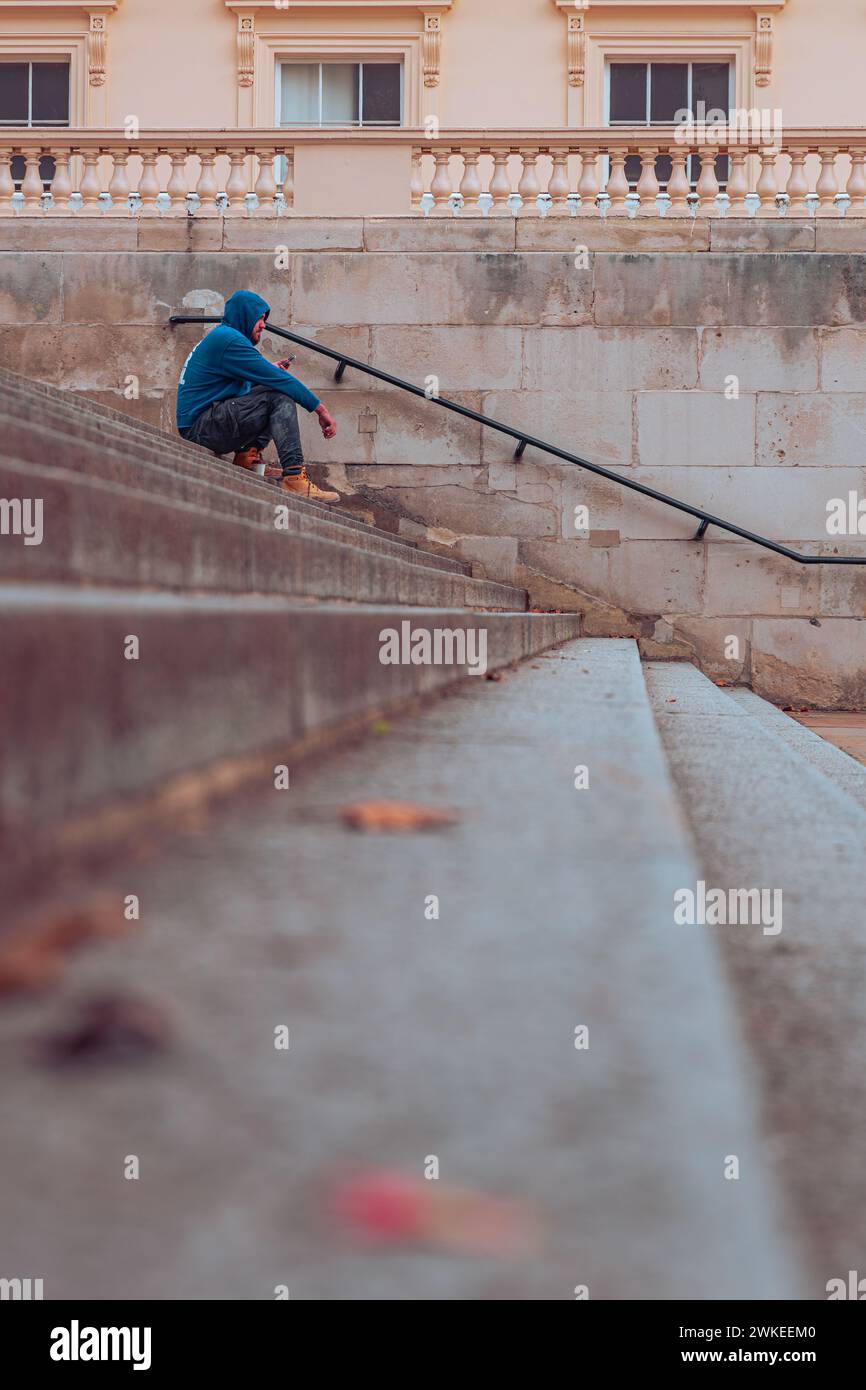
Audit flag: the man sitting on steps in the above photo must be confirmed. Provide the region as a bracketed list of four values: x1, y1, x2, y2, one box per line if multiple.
[176, 288, 339, 502]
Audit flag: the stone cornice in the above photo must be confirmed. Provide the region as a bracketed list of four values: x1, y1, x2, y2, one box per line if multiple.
[225, 1, 453, 11]
[0, 1, 121, 10]
[551, 1, 787, 9]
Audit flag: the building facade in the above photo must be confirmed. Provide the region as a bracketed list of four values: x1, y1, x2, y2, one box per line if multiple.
[1, 1, 864, 133]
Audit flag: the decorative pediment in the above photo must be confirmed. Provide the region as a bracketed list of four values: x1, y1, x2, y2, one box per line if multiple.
[551, 1, 788, 99]
[225, 1, 454, 100]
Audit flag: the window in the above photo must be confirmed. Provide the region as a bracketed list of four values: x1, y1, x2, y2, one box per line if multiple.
[0, 60, 69, 185]
[0, 60, 70, 127]
[607, 60, 730, 190]
[278, 61, 402, 127]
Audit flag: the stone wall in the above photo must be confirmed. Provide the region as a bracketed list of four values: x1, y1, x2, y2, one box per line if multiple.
[2, 216, 865, 706]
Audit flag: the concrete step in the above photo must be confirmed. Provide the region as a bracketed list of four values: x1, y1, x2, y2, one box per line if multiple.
[0, 589, 580, 906]
[0, 369, 469, 575]
[645, 660, 866, 1291]
[727, 686, 866, 815]
[0, 453, 525, 608]
[0, 411, 471, 582]
[0, 638, 799, 1299]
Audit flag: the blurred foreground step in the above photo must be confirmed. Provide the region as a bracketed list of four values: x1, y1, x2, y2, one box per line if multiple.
[646, 661, 866, 1289]
[0, 589, 579, 904]
[0, 639, 802, 1298]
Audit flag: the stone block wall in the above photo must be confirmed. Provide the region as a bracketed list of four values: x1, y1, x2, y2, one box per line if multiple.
[1, 216, 865, 706]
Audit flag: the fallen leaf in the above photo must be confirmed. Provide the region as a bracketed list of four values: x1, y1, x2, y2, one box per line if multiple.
[340, 800, 458, 833]
[485, 670, 504, 681]
[330, 1170, 540, 1257]
[0, 895, 132, 997]
[0, 941, 65, 995]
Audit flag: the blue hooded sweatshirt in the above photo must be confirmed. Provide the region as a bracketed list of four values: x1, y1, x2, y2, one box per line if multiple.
[176, 290, 320, 432]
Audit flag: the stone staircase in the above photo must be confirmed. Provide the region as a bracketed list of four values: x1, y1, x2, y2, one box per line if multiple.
[2, 370, 865, 1299]
[0, 366, 579, 905]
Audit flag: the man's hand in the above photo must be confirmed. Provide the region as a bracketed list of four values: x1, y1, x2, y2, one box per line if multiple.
[276, 356, 297, 371]
[315, 404, 337, 440]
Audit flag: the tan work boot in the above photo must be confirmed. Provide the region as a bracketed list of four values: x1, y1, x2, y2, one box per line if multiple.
[281, 467, 339, 503]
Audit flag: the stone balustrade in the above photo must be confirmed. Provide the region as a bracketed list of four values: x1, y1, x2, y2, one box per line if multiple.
[1, 127, 865, 218]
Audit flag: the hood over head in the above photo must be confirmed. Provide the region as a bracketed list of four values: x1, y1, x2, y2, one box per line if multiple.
[222, 290, 270, 342]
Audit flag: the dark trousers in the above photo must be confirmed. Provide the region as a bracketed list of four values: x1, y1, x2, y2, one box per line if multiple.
[181, 386, 305, 476]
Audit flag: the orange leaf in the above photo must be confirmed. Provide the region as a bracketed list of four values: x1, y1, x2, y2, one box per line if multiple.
[340, 800, 458, 833]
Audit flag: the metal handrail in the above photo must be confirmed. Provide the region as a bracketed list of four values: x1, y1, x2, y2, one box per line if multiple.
[169, 315, 865, 566]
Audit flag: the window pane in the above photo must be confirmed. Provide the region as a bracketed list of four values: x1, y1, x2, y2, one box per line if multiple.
[693, 63, 729, 119]
[609, 64, 647, 123]
[650, 64, 688, 123]
[321, 64, 357, 124]
[655, 153, 673, 186]
[32, 63, 69, 123]
[0, 64, 29, 123]
[361, 63, 400, 125]
[280, 64, 319, 125]
[624, 154, 641, 186]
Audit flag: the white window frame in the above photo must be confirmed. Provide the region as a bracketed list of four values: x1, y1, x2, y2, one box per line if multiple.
[604, 58, 735, 129]
[0, 39, 86, 125]
[252, 30, 423, 128]
[0, 56, 71, 128]
[276, 57, 404, 129]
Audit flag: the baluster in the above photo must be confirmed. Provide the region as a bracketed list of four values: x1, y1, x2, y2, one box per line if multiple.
[815, 147, 840, 217]
[78, 148, 102, 213]
[136, 149, 160, 215]
[546, 146, 570, 216]
[694, 145, 720, 216]
[410, 147, 423, 210]
[107, 147, 131, 213]
[636, 146, 660, 217]
[253, 148, 278, 215]
[21, 150, 46, 211]
[224, 149, 247, 215]
[0, 148, 15, 215]
[722, 147, 747, 216]
[574, 148, 599, 216]
[605, 148, 629, 217]
[458, 147, 482, 215]
[429, 147, 454, 216]
[666, 146, 691, 217]
[488, 149, 511, 216]
[50, 148, 73, 212]
[166, 148, 190, 214]
[755, 147, 780, 218]
[196, 148, 220, 216]
[516, 147, 541, 216]
[845, 147, 866, 218]
[282, 149, 294, 211]
[783, 146, 809, 217]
